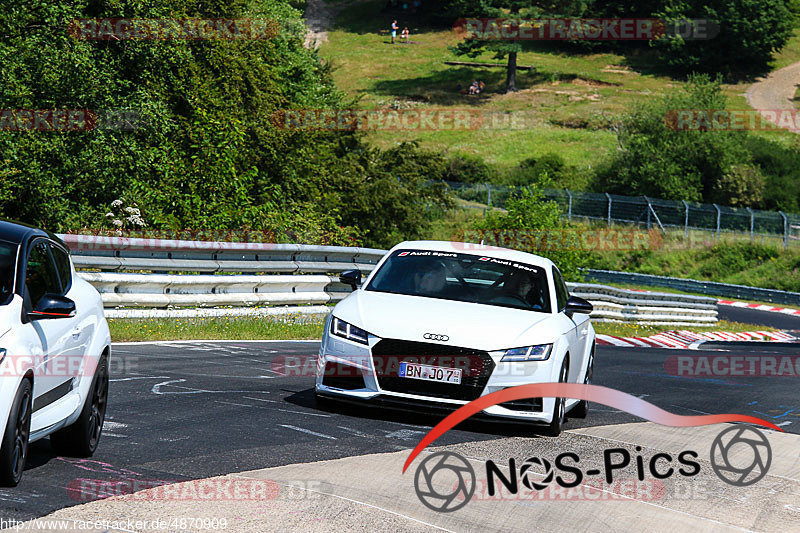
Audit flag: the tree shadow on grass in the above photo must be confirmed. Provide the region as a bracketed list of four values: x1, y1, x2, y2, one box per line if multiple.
[366, 67, 549, 106]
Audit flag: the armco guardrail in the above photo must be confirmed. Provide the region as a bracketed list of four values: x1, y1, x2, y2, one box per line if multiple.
[61, 235, 718, 324]
[58, 234, 385, 273]
[584, 269, 800, 306]
[567, 283, 717, 325]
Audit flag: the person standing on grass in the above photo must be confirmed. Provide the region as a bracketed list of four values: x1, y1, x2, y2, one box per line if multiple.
[391, 20, 398, 43]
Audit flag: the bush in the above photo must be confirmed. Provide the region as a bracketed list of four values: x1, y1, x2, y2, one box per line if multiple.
[445, 153, 493, 183]
[471, 186, 591, 280]
[652, 0, 796, 76]
[507, 153, 565, 186]
[594, 75, 755, 202]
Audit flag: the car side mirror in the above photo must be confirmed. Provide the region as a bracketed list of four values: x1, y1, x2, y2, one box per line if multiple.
[564, 295, 593, 318]
[339, 269, 362, 291]
[30, 294, 76, 320]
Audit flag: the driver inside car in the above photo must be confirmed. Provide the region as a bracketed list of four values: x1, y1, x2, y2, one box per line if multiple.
[413, 262, 447, 296]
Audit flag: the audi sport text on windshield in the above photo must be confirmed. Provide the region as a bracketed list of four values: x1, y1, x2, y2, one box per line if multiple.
[366, 249, 551, 312]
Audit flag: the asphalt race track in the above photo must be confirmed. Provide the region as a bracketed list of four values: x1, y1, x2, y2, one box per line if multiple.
[2, 305, 799, 526]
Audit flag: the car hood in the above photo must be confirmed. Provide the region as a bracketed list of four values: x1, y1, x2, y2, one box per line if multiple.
[332, 289, 564, 351]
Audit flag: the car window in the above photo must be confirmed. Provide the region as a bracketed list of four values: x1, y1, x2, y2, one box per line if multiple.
[50, 243, 72, 294]
[0, 241, 16, 306]
[25, 241, 62, 307]
[366, 250, 551, 313]
[552, 267, 569, 312]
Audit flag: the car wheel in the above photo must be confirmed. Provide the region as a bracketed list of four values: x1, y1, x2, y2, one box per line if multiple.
[571, 345, 594, 419]
[544, 359, 568, 437]
[50, 355, 109, 457]
[0, 379, 32, 487]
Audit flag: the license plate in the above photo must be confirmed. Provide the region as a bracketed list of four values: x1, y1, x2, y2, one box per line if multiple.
[399, 362, 462, 384]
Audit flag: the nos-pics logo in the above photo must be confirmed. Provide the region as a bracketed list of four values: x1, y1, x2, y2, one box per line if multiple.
[413, 426, 771, 512]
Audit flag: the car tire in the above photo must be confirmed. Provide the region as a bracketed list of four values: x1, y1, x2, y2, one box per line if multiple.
[50, 354, 109, 457]
[0, 379, 32, 487]
[571, 345, 594, 419]
[544, 359, 568, 437]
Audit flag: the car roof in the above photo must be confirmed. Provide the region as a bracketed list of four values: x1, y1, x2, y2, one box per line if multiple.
[0, 219, 66, 248]
[389, 240, 556, 270]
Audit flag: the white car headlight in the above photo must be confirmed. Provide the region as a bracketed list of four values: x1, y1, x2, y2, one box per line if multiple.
[501, 344, 552, 362]
[331, 317, 370, 345]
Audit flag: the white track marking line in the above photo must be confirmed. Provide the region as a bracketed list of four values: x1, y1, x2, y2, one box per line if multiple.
[243, 396, 278, 403]
[337, 426, 370, 437]
[279, 424, 337, 440]
[275, 408, 330, 418]
[216, 400, 254, 408]
[110, 376, 170, 382]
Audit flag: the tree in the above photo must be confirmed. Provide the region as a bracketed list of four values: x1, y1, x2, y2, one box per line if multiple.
[443, 1, 584, 93]
[594, 75, 761, 203]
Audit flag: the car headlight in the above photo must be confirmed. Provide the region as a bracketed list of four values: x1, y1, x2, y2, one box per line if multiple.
[501, 344, 552, 362]
[330, 317, 370, 345]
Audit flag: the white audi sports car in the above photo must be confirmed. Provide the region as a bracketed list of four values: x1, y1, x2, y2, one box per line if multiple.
[0, 220, 110, 486]
[315, 240, 595, 436]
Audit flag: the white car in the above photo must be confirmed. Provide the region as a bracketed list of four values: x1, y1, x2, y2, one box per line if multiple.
[0, 220, 110, 486]
[315, 240, 595, 436]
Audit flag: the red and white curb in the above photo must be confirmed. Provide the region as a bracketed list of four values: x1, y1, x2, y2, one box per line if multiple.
[596, 329, 796, 349]
[718, 300, 800, 316]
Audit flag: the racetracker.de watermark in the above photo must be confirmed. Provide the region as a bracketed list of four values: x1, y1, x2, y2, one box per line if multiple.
[67, 478, 326, 502]
[453, 18, 718, 41]
[665, 355, 800, 377]
[0, 109, 143, 131]
[68, 18, 280, 40]
[450, 229, 663, 252]
[665, 109, 800, 132]
[270, 109, 536, 131]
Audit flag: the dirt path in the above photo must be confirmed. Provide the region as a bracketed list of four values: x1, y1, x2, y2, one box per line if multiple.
[745, 61, 800, 132]
[303, 0, 345, 49]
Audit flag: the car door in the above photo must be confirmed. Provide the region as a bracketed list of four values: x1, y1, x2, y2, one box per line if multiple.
[23, 239, 79, 404]
[552, 266, 582, 383]
[50, 242, 92, 359]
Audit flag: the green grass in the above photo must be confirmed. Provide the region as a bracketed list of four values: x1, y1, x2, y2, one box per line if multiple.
[108, 316, 776, 342]
[321, 0, 678, 170]
[108, 316, 324, 342]
[321, 1, 800, 172]
[593, 320, 776, 338]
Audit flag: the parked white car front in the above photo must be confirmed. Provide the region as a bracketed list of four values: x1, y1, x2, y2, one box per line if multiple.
[315, 240, 595, 435]
[0, 220, 110, 486]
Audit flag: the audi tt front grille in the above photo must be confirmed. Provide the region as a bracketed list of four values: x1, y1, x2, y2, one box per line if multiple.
[371, 339, 495, 402]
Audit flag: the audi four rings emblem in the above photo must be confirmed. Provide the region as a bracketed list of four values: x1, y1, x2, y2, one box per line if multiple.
[423, 333, 449, 341]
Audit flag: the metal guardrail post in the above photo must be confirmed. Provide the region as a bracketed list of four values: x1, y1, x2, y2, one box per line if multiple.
[605, 192, 612, 226]
[682, 200, 689, 239]
[566, 189, 573, 222]
[780, 211, 788, 249]
[746, 207, 754, 243]
[486, 183, 492, 208]
[713, 204, 721, 239]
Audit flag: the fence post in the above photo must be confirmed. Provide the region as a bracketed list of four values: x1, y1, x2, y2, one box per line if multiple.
[779, 211, 788, 249]
[566, 189, 573, 222]
[486, 183, 492, 208]
[746, 207, 754, 243]
[713, 204, 721, 240]
[605, 192, 612, 226]
[682, 200, 689, 239]
[644, 196, 652, 230]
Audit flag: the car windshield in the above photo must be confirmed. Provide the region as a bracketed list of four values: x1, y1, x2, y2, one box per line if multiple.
[0, 241, 17, 305]
[365, 249, 551, 312]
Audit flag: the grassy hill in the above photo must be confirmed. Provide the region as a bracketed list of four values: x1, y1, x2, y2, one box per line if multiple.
[319, 1, 800, 174]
